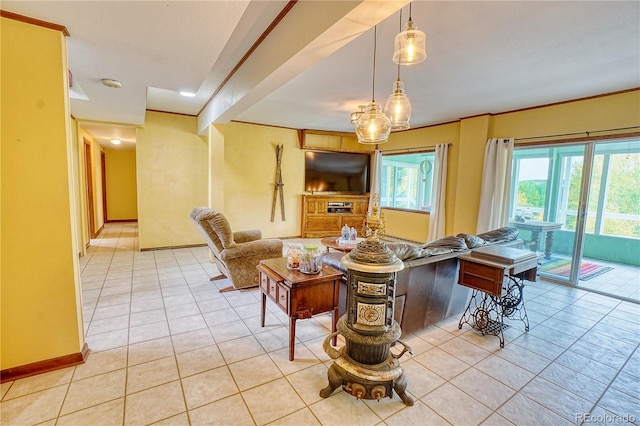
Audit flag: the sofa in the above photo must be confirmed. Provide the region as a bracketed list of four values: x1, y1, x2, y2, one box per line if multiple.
[322, 227, 522, 336]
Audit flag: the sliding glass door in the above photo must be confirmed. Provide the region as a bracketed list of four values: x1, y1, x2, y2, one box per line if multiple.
[510, 144, 587, 284]
[510, 138, 640, 299]
[580, 140, 640, 299]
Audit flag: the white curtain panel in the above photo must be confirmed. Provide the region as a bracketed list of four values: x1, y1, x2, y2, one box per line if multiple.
[368, 149, 383, 214]
[476, 138, 515, 233]
[427, 143, 449, 241]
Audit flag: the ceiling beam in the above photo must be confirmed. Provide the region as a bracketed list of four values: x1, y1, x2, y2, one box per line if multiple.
[197, 0, 409, 134]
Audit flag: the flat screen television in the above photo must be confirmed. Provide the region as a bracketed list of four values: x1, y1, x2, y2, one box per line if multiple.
[305, 151, 370, 193]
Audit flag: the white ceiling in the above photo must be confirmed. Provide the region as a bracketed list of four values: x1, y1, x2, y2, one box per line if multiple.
[3, 1, 639, 150]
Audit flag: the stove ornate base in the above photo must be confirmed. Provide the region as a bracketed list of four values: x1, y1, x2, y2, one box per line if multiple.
[320, 332, 414, 406]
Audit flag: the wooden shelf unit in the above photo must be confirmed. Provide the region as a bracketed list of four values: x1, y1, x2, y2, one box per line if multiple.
[301, 194, 369, 238]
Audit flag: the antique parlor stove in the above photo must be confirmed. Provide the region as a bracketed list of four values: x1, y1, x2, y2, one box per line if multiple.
[320, 198, 414, 406]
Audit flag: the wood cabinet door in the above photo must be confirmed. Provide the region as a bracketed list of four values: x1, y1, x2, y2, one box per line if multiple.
[305, 199, 328, 215]
[306, 216, 341, 232]
[353, 200, 368, 214]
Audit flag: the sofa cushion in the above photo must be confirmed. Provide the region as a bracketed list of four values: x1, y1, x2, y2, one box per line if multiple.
[477, 226, 519, 244]
[418, 236, 469, 256]
[456, 233, 487, 249]
[421, 236, 468, 251]
[387, 242, 425, 261]
[322, 252, 347, 273]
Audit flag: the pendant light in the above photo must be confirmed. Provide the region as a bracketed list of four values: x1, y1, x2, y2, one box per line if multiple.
[356, 26, 391, 144]
[350, 105, 366, 124]
[385, 10, 412, 130]
[393, 2, 426, 65]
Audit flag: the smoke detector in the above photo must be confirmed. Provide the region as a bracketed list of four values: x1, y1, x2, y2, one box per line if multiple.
[102, 78, 122, 89]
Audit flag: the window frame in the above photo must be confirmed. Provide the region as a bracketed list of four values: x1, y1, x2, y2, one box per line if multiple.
[510, 137, 640, 239]
[379, 150, 436, 214]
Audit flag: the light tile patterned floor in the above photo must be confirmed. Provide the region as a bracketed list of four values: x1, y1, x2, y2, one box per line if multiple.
[1, 222, 639, 425]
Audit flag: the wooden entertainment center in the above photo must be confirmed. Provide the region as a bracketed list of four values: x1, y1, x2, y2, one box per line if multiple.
[301, 194, 369, 238]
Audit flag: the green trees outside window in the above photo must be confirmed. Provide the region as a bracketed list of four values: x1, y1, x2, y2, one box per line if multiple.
[511, 139, 639, 239]
[380, 152, 435, 212]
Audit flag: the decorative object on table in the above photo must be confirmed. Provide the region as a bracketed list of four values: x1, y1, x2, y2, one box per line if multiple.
[320, 193, 414, 406]
[286, 243, 302, 270]
[270, 143, 285, 222]
[349, 227, 357, 240]
[341, 224, 350, 241]
[337, 237, 359, 247]
[300, 244, 323, 274]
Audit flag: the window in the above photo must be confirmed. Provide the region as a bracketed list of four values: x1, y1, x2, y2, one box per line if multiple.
[587, 142, 640, 238]
[380, 152, 435, 211]
[510, 139, 640, 239]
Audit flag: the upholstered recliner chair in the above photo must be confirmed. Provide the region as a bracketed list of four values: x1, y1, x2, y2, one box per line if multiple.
[190, 207, 283, 292]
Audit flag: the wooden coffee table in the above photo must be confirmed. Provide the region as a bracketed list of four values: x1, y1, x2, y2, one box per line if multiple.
[258, 257, 342, 361]
[320, 236, 360, 253]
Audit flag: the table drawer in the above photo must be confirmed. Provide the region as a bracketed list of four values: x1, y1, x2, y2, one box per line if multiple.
[260, 272, 269, 292]
[458, 259, 504, 296]
[268, 278, 279, 298]
[277, 283, 290, 312]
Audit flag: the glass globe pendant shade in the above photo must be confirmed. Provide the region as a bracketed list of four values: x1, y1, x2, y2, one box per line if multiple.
[350, 105, 366, 124]
[393, 18, 426, 65]
[355, 102, 391, 144]
[384, 80, 411, 131]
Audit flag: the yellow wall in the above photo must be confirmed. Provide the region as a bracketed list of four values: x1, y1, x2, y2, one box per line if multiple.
[491, 90, 640, 139]
[136, 111, 208, 249]
[224, 122, 302, 238]
[209, 125, 226, 209]
[104, 148, 137, 220]
[451, 114, 492, 235]
[382, 208, 430, 242]
[1, 17, 84, 369]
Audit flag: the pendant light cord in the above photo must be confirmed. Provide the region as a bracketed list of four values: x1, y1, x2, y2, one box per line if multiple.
[396, 8, 402, 82]
[371, 25, 377, 102]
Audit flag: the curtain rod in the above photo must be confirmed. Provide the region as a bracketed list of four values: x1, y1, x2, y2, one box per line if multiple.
[514, 126, 640, 142]
[382, 143, 452, 154]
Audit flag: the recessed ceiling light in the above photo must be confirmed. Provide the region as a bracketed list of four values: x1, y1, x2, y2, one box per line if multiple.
[110, 139, 122, 145]
[102, 79, 122, 89]
[179, 91, 196, 97]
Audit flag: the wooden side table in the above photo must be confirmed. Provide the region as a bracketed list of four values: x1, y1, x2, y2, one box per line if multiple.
[258, 257, 343, 361]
